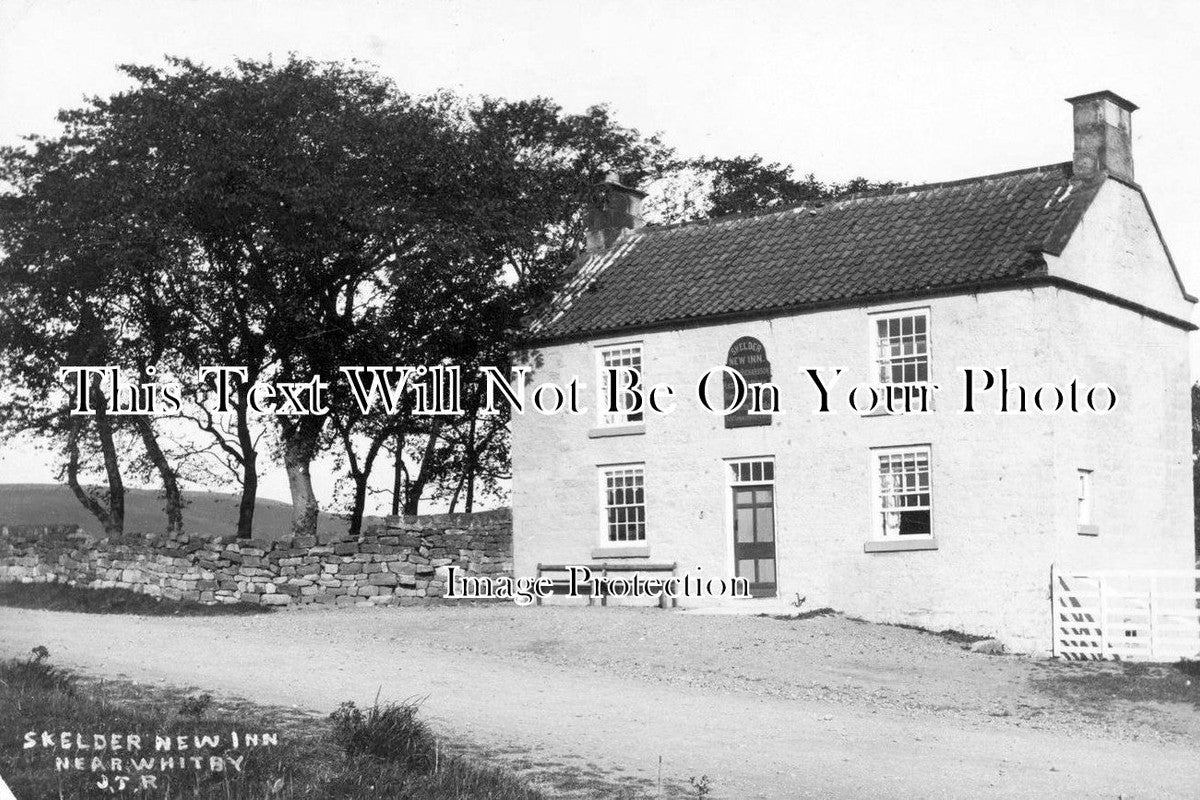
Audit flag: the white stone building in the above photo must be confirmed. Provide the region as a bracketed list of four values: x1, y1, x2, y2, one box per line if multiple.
[510, 91, 1195, 652]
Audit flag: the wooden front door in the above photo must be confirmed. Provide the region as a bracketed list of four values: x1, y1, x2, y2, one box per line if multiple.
[733, 485, 776, 597]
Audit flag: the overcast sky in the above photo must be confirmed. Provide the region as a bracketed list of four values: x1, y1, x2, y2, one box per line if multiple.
[2, 0, 1198, 502]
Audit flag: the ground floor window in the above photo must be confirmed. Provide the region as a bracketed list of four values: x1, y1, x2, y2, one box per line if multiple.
[872, 445, 932, 538]
[600, 464, 646, 542]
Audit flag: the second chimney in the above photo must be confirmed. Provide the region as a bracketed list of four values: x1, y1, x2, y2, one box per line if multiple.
[584, 171, 646, 253]
[1067, 90, 1137, 183]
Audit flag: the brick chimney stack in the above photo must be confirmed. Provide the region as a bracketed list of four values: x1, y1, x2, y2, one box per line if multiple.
[584, 171, 646, 253]
[1066, 91, 1138, 183]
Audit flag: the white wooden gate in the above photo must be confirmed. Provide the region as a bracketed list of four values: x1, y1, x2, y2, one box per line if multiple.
[1052, 566, 1200, 661]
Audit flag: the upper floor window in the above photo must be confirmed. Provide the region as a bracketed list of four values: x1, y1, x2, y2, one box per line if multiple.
[597, 343, 644, 427]
[872, 309, 930, 388]
[872, 445, 932, 539]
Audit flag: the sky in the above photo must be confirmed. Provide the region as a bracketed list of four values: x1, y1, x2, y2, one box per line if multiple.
[1, 0, 1198, 503]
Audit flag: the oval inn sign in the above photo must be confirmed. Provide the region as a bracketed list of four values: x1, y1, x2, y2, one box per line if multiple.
[723, 336, 772, 428]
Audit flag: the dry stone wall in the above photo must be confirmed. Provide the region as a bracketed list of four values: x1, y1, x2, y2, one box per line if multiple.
[0, 509, 511, 607]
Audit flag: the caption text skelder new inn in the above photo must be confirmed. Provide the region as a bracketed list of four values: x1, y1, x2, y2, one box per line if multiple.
[58, 364, 1119, 418]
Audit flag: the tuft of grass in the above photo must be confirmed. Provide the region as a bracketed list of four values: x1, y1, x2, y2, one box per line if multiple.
[178, 692, 214, 718]
[326, 699, 547, 798]
[1, 649, 548, 799]
[2, 645, 78, 698]
[330, 699, 434, 772]
[843, 614, 992, 645]
[895, 625, 992, 646]
[760, 607, 838, 621]
[793, 607, 837, 621]
[0, 580, 271, 615]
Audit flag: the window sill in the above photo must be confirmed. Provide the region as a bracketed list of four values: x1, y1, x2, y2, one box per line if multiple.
[860, 405, 935, 418]
[591, 545, 651, 559]
[588, 424, 646, 439]
[858, 384, 935, 416]
[863, 538, 938, 553]
[1077, 524, 1100, 537]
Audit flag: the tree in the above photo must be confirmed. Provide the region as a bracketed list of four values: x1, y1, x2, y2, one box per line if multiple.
[327, 96, 677, 522]
[3, 54, 903, 537]
[646, 155, 904, 222]
[0, 137, 165, 535]
[38, 56, 519, 537]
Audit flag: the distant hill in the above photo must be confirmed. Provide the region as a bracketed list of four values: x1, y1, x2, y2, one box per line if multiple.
[0, 483, 364, 539]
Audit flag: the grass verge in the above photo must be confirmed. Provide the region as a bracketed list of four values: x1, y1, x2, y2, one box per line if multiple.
[1, 647, 547, 799]
[0, 581, 270, 616]
[880, 621, 992, 645]
[760, 606, 838, 621]
[1035, 658, 1200, 710]
[764, 607, 992, 645]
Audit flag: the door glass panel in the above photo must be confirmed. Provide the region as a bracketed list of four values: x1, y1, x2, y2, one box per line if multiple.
[757, 559, 775, 584]
[755, 489, 772, 504]
[736, 508, 754, 542]
[755, 507, 774, 542]
[737, 559, 756, 580]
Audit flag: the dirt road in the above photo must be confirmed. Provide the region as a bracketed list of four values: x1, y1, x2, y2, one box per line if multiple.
[2, 605, 1198, 798]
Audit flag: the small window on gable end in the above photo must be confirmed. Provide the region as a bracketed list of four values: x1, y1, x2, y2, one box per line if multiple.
[1077, 469, 1098, 535]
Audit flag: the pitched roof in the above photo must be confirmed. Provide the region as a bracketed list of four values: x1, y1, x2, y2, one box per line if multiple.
[529, 162, 1104, 342]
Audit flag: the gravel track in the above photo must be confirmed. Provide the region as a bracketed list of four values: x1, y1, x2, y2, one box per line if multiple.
[3, 604, 1199, 798]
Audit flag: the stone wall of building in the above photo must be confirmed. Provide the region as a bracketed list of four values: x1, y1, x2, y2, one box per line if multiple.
[0, 509, 511, 607]
[512, 278, 1194, 654]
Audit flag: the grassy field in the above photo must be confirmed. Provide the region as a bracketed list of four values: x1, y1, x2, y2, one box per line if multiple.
[0, 483, 369, 539]
[0, 582, 271, 616]
[1, 647, 548, 799]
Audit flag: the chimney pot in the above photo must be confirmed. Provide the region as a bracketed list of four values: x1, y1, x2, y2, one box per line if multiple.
[1066, 90, 1137, 182]
[584, 172, 647, 253]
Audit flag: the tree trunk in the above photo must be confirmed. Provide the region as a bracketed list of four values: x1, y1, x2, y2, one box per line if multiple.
[464, 405, 478, 513]
[280, 414, 324, 537]
[64, 418, 115, 533]
[343, 427, 370, 540]
[91, 382, 125, 535]
[339, 422, 391, 538]
[447, 473, 465, 514]
[133, 416, 184, 533]
[391, 431, 405, 516]
[283, 434, 320, 537]
[349, 476, 368, 538]
[402, 419, 443, 515]
[234, 387, 258, 539]
[237, 459, 258, 539]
